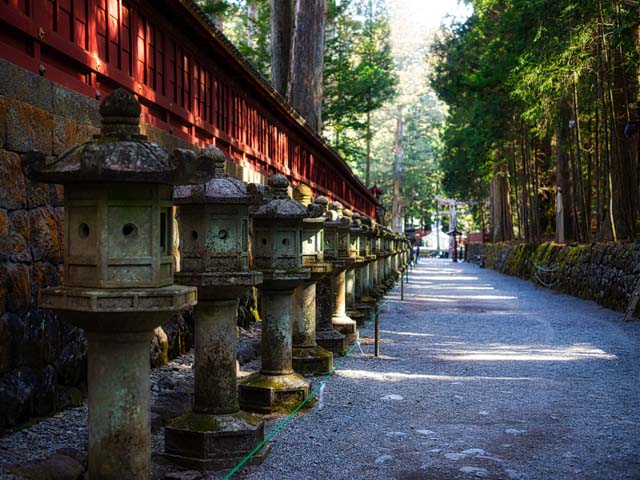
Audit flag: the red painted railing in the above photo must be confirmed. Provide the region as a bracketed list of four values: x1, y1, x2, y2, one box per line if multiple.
[0, 0, 378, 217]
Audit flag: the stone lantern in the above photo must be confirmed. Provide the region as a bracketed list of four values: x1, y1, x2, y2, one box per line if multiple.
[291, 184, 333, 376]
[164, 147, 268, 468]
[346, 212, 366, 326]
[324, 202, 358, 345]
[370, 223, 386, 299]
[353, 215, 376, 319]
[382, 228, 394, 290]
[239, 174, 311, 413]
[315, 203, 348, 356]
[21, 89, 207, 479]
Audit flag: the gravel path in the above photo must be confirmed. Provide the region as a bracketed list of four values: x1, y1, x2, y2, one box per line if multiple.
[2, 259, 640, 480]
[237, 259, 640, 480]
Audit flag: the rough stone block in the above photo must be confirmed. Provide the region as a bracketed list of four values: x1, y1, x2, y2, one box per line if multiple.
[25, 176, 53, 209]
[5, 262, 31, 315]
[0, 60, 54, 112]
[53, 115, 100, 155]
[0, 313, 12, 374]
[53, 325, 87, 387]
[8, 210, 31, 262]
[0, 366, 36, 430]
[50, 184, 65, 207]
[5, 98, 54, 154]
[0, 149, 27, 210]
[0, 209, 11, 261]
[53, 83, 100, 126]
[29, 207, 64, 263]
[31, 261, 63, 300]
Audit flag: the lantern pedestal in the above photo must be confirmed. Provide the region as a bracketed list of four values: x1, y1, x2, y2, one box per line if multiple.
[87, 330, 153, 479]
[165, 273, 269, 469]
[315, 274, 347, 356]
[345, 263, 366, 327]
[292, 267, 333, 376]
[330, 269, 358, 345]
[240, 272, 310, 413]
[40, 285, 197, 479]
[164, 411, 270, 469]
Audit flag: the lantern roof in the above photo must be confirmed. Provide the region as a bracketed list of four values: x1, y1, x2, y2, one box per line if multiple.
[22, 89, 213, 186]
[174, 146, 249, 204]
[250, 174, 308, 219]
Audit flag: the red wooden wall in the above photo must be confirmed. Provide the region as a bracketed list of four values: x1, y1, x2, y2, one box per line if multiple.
[0, 0, 378, 217]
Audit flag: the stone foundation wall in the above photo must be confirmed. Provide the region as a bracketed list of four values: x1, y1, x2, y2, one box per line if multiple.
[0, 60, 198, 432]
[466, 242, 640, 312]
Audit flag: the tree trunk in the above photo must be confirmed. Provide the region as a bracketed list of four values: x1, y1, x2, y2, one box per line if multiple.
[556, 98, 574, 243]
[365, 111, 371, 186]
[287, 0, 327, 132]
[490, 164, 514, 242]
[391, 106, 404, 233]
[270, 0, 293, 96]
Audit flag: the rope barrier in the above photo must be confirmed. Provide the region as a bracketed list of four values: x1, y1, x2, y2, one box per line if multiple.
[223, 277, 401, 478]
[533, 263, 559, 273]
[533, 263, 560, 287]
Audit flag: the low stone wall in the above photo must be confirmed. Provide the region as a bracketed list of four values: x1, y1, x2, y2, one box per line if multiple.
[466, 242, 640, 312]
[0, 60, 198, 432]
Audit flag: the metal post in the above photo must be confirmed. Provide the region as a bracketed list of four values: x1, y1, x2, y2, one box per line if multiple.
[400, 272, 404, 301]
[374, 313, 380, 358]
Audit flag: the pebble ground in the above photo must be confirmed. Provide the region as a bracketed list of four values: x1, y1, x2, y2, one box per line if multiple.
[2, 259, 639, 480]
[235, 259, 640, 480]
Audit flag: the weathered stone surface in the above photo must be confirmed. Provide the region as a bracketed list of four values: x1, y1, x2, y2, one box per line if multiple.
[53, 116, 100, 155]
[9, 452, 85, 480]
[0, 313, 12, 374]
[467, 242, 640, 312]
[0, 366, 34, 429]
[0, 209, 10, 263]
[53, 324, 87, 387]
[5, 98, 54, 154]
[0, 149, 27, 210]
[5, 262, 30, 314]
[0, 75, 205, 434]
[31, 262, 63, 298]
[163, 312, 194, 359]
[0, 60, 54, 112]
[9, 210, 31, 262]
[151, 326, 170, 368]
[29, 207, 64, 262]
[24, 176, 53, 209]
[53, 83, 101, 126]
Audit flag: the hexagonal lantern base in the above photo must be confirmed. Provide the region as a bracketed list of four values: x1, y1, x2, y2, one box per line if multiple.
[332, 315, 358, 345]
[164, 411, 271, 469]
[239, 373, 309, 414]
[316, 330, 348, 356]
[292, 346, 333, 376]
[347, 309, 366, 327]
[354, 302, 376, 325]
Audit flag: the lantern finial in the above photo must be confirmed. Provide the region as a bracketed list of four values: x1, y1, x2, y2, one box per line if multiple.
[268, 173, 290, 199]
[99, 88, 142, 138]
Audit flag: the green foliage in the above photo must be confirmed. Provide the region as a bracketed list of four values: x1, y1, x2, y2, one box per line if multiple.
[431, 0, 640, 241]
[323, 0, 398, 166]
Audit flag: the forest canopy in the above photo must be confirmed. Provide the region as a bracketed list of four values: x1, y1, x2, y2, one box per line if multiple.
[430, 0, 640, 242]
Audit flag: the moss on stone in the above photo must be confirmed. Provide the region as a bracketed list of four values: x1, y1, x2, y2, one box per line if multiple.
[168, 412, 221, 432]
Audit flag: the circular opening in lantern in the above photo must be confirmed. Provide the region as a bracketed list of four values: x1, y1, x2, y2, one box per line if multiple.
[122, 223, 138, 238]
[218, 229, 228, 240]
[191, 230, 198, 240]
[78, 223, 90, 239]
[282, 238, 290, 246]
